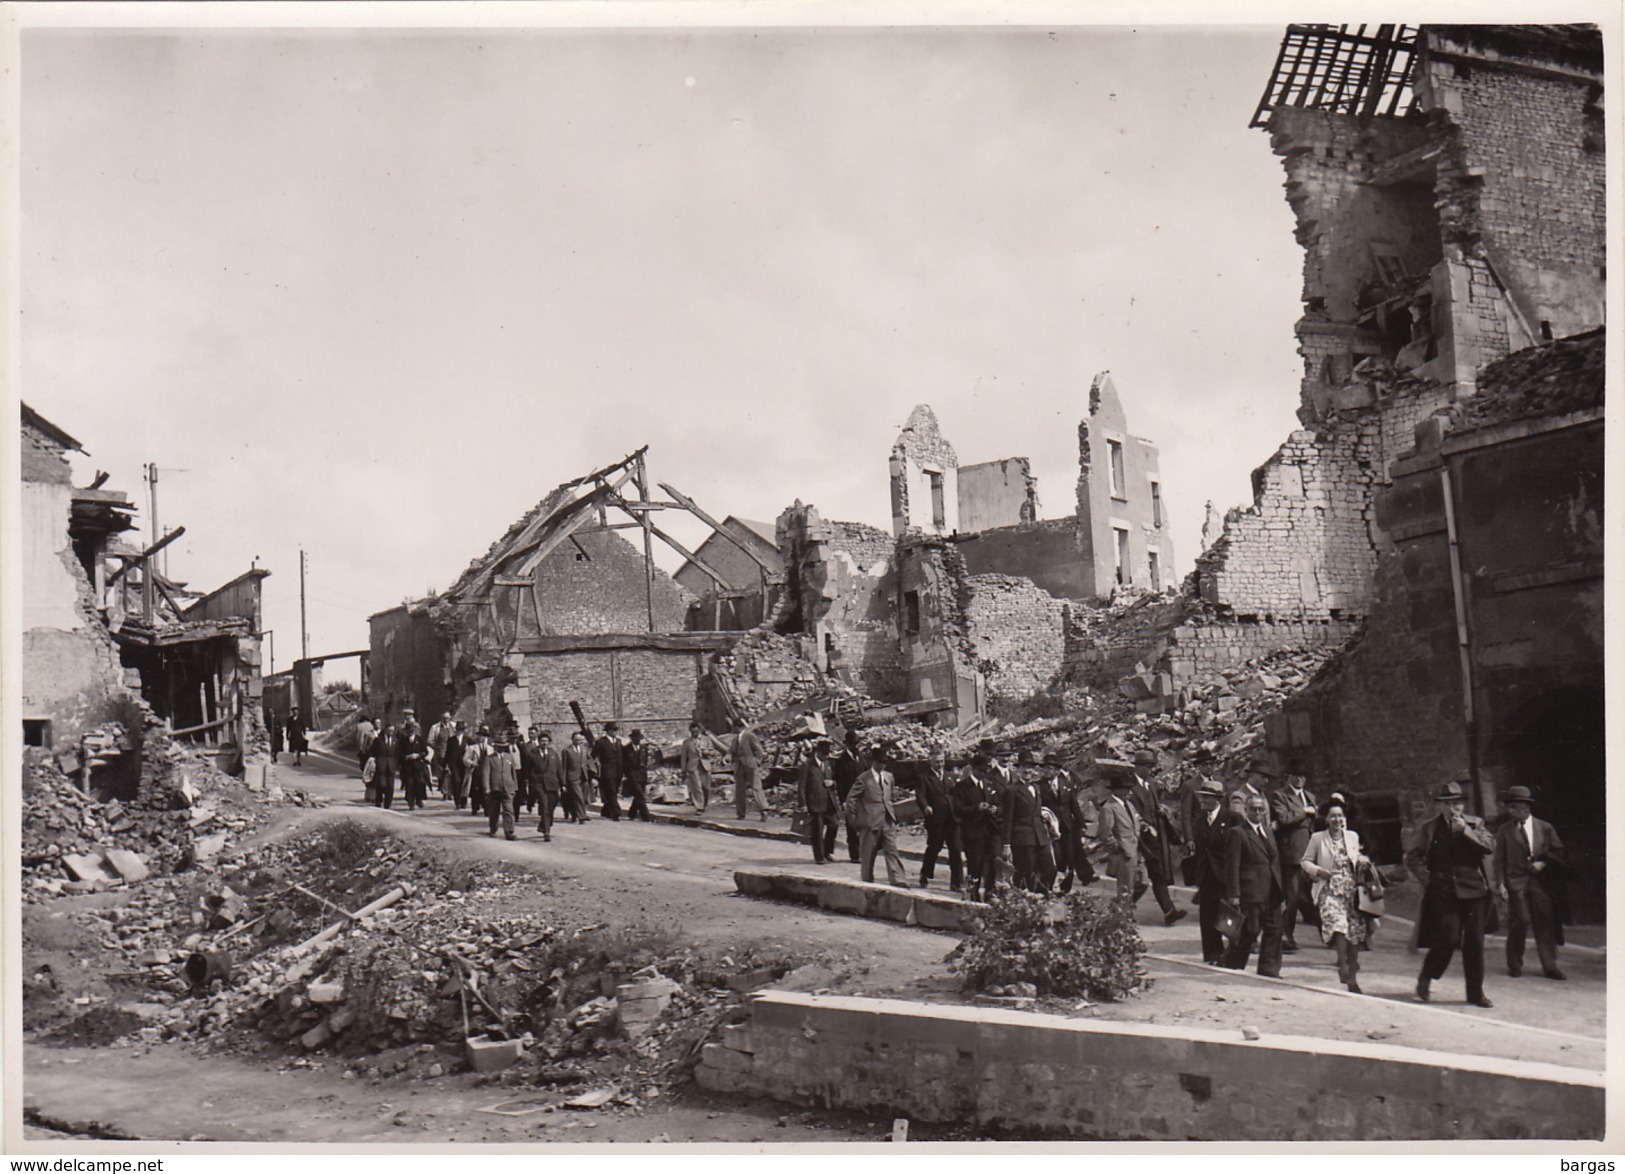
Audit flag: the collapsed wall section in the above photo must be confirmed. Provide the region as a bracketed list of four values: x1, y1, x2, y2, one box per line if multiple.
[962, 574, 1067, 702]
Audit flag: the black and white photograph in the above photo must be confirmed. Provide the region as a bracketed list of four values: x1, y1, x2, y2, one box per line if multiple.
[4, 2, 1616, 1156]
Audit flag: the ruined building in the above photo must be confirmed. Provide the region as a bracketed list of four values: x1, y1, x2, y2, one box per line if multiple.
[1174, 24, 1605, 894]
[21, 403, 270, 787]
[368, 449, 752, 741]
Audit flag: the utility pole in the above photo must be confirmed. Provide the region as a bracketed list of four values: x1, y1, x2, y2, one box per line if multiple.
[299, 549, 309, 662]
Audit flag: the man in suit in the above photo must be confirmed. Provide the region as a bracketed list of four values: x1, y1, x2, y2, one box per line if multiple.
[1407, 775, 1496, 1007]
[482, 732, 521, 841]
[799, 739, 838, 864]
[844, 744, 907, 886]
[730, 718, 768, 822]
[370, 724, 401, 810]
[1189, 778, 1232, 965]
[592, 722, 624, 821]
[1002, 750, 1056, 893]
[428, 712, 455, 799]
[563, 730, 594, 823]
[831, 731, 866, 862]
[1098, 774, 1144, 905]
[622, 729, 654, 823]
[1126, 759, 1187, 926]
[1492, 784, 1568, 981]
[444, 721, 468, 809]
[1270, 771, 1320, 952]
[916, 751, 964, 891]
[680, 722, 715, 815]
[1222, 792, 1284, 977]
[529, 730, 565, 840]
[953, 750, 1006, 902]
[1044, 756, 1093, 893]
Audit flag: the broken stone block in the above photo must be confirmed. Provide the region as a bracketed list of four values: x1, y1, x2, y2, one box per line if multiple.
[465, 1035, 525, 1074]
[62, 853, 118, 883]
[308, 980, 345, 1005]
[103, 849, 150, 884]
[301, 1021, 334, 1050]
[193, 834, 228, 862]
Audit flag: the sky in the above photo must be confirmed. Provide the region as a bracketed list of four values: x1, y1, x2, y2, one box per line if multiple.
[19, 17, 1311, 679]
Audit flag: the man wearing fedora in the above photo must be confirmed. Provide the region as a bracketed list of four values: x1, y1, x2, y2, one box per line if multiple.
[1492, 784, 1568, 980]
[1002, 749, 1056, 893]
[1406, 774, 1497, 1007]
[1124, 753, 1188, 927]
[1189, 778, 1233, 965]
[1222, 791, 1285, 977]
[1098, 772, 1145, 905]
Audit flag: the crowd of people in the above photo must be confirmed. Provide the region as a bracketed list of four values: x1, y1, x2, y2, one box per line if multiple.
[797, 739, 1571, 1005]
[326, 709, 1569, 1007]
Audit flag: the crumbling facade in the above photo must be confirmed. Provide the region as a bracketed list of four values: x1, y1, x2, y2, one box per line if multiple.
[889, 404, 960, 537]
[368, 449, 772, 742]
[675, 516, 782, 631]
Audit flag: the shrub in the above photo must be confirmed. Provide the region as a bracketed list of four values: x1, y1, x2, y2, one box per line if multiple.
[958, 888, 1145, 1002]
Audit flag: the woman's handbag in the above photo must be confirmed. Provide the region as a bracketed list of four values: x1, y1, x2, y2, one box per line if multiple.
[1357, 886, 1385, 917]
[1216, 901, 1244, 939]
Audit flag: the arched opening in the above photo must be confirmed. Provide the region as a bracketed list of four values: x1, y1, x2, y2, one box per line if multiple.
[1496, 684, 1606, 923]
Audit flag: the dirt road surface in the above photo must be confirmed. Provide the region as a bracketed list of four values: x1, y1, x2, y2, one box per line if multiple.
[20, 748, 1606, 1146]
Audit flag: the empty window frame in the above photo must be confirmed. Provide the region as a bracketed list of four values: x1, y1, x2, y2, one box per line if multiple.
[23, 719, 51, 748]
[1150, 480, 1164, 528]
[1113, 526, 1131, 586]
[1148, 550, 1162, 591]
[1108, 439, 1126, 499]
[927, 470, 947, 529]
[903, 590, 922, 636]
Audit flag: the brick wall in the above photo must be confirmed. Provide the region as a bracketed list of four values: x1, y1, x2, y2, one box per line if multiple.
[1165, 618, 1361, 686]
[22, 422, 74, 485]
[963, 574, 1067, 700]
[367, 606, 452, 722]
[524, 530, 691, 636]
[522, 646, 705, 743]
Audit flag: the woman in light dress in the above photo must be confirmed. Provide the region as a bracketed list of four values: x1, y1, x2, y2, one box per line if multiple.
[1298, 799, 1375, 994]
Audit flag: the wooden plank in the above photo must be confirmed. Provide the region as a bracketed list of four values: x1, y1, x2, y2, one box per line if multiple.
[658, 481, 778, 574]
[601, 485, 732, 591]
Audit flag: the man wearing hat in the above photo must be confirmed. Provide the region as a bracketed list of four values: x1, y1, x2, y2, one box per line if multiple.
[1044, 755, 1094, 893]
[843, 744, 908, 887]
[1492, 785, 1568, 980]
[1270, 770, 1320, 953]
[952, 750, 1006, 901]
[1098, 771, 1145, 905]
[481, 729, 521, 841]
[1002, 749, 1056, 893]
[1125, 753, 1187, 926]
[1406, 774, 1496, 1006]
[592, 722, 624, 821]
[799, 738, 838, 864]
[1190, 778, 1233, 965]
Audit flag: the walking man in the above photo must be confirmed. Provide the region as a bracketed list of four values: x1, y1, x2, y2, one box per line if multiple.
[530, 731, 565, 840]
[427, 711, 454, 799]
[482, 732, 520, 841]
[563, 730, 594, 823]
[952, 750, 1004, 901]
[1492, 784, 1568, 981]
[623, 729, 654, 822]
[1408, 775, 1497, 1007]
[1222, 792, 1285, 977]
[371, 724, 400, 810]
[444, 721, 469, 809]
[916, 750, 964, 891]
[1190, 778, 1232, 964]
[355, 713, 376, 777]
[1126, 758, 1187, 926]
[730, 718, 768, 822]
[465, 725, 492, 814]
[1271, 770, 1319, 952]
[1002, 752, 1056, 893]
[680, 722, 715, 814]
[844, 745, 907, 886]
[286, 706, 310, 767]
[800, 738, 838, 864]
[592, 722, 624, 821]
[832, 731, 866, 862]
[400, 717, 430, 810]
[1099, 774, 1144, 905]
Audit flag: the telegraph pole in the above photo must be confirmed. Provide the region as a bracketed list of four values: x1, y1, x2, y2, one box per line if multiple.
[299, 549, 309, 662]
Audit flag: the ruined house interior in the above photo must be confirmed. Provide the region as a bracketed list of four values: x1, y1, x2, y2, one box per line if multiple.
[21, 403, 270, 796]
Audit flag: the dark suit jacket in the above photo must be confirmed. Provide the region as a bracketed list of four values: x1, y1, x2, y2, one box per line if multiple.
[1001, 780, 1053, 849]
[952, 770, 1003, 841]
[532, 745, 565, 793]
[1407, 813, 1494, 899]
[800, 756, 837, 813]
[1225, 821, 1283, 905]
[1192, 807, 1232, 895]
[592, 735, 623, 784]
[1269, 784, 1318, 865]
[623, 741, 651, 785]
[1492, 815, 1564, 893]
[916, 766, 958, 829]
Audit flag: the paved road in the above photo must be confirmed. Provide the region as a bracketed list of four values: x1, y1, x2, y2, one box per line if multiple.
[270, 745, 1605, 1073]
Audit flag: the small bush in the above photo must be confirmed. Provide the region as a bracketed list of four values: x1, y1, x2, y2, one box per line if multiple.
[958, 888, 1145, 1002]
[309, 819, 390, 872]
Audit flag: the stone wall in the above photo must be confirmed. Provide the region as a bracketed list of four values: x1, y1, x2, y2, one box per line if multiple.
[698, 991, 1603, 1141]
[890, 404, 959, 537]
[963, 574, 1067, 701]
[1077, 372, 1175, 598]
[524, 530, 691, 636]
[953, 517, 1089, 601]
[1165, 618, 1362, 688]
[366, 606, 451, 723]
[957, 457, 1038, 532]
